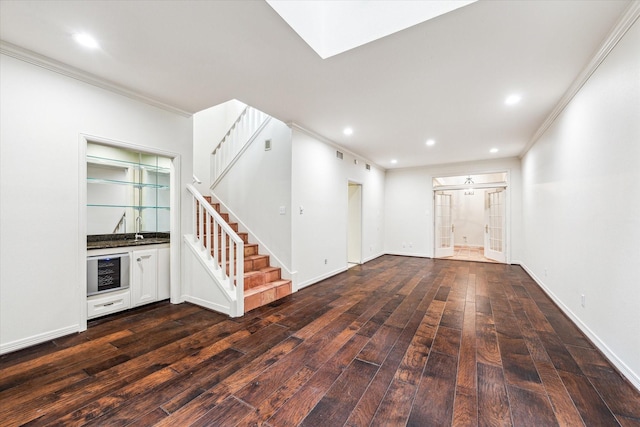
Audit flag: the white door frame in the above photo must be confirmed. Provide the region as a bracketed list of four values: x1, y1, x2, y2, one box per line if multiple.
[79, 134, 181, 332]
[347, 181, 363, 266]
[484, 188, 507, 263]
[432, 170, 511, 264]
[434, 191, 455, 258]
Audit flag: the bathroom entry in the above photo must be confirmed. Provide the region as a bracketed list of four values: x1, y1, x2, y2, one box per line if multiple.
[433, 173, 508, 263]
[347, 182, 362, 267]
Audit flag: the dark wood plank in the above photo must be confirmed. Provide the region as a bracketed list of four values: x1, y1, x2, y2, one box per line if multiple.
[478, 362, 512, 427]
[407, 351, 458, 426]
[558, 370, 621, 426]
[300, 358, 378, 426]
[508, 384, 559, 427]
[1, 256, 639, 427]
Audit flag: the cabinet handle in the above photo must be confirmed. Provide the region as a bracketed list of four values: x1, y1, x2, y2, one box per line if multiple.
[103, 302, 114, 307]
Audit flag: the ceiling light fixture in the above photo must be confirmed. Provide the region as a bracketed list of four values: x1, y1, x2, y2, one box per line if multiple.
[343, 127, 353, 136]
[505, 94, 522, 106]
[490, 148, 499, 153]
[464, 176, 475, 196]
[73, 33, 99, 49]
[426, 139, 436, 146]
[391, 159, 398, 164]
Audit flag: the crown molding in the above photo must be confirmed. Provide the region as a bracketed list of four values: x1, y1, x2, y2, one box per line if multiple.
[287, 122, 386, 171]
[0, 40, 192, 118]
[520, 1, 640, 157]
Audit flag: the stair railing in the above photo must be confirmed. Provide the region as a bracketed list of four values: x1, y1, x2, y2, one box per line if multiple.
[210, 106, 270, 188]
[187, 184, 244, 313]
[112, 211, 126, 234]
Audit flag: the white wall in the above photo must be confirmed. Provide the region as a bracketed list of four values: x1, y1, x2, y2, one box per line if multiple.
[292, 129, 385, 289]
[192, 99, 246, 194]
[451, 189, 485, 246]
[0, 54, 192, 353]
[384, 157, 522, 262]
[212, 118, 293, 271]
[521, 19, 640, 388]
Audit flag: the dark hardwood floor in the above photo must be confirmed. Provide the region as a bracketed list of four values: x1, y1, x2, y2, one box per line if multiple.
[1, 255, 639, 426]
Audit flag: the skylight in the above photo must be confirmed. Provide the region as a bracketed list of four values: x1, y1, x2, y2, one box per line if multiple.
[266, 0, 477, 59]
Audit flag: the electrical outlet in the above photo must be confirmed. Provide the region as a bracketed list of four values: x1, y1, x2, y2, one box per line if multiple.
[324, 259, 328, 265]
[581, 294, 586, 308]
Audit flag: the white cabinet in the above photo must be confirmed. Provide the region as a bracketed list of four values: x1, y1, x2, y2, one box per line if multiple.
[87, 244, 170, 318]
[87, 289, 131, 319]
[157, 247, 170, 300]
[131, 248, 158, 307]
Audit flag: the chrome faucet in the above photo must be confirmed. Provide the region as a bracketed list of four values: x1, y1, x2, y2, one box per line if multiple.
[135, 216, 144, 240]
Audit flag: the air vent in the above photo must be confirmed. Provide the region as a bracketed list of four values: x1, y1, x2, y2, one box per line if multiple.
[365, 163, 371, 170]
[336, 151, 343, 160]
[265, 139, 272, 151]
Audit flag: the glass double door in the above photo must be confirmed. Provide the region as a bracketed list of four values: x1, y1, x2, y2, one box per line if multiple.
[434, 188, 505, 263]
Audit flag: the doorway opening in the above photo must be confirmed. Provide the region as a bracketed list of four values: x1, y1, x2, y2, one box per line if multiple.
[347, 182, 362, 268]
[433, 172, 508, 263]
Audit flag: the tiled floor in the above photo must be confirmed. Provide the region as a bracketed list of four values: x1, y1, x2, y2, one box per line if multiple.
[440, 245, 499, 263]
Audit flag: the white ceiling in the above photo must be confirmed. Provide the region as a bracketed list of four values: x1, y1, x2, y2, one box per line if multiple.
[0, 0, 631, 169]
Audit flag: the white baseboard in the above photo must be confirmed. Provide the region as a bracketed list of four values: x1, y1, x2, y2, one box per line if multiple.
[362, 252, 385, 263]
[0, 324, 80, 355]
[295, 266, 348, 291]
[520, 263, 640, 392]
[384, 251, 432, 258]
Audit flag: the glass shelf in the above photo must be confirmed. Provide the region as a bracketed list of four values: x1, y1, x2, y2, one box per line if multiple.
[87, 144, 171, 235]
[87, 177, 169, 189]
[87, 204, 170, 209]
[87, 154, 170, 174]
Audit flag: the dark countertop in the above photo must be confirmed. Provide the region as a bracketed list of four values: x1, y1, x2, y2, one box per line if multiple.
[87, 232, 170, 249]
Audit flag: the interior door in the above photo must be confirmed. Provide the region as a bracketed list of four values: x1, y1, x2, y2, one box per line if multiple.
[484, 188, 506, 263]
[435, 191, 454, 258]
[347, 183, 362, 265]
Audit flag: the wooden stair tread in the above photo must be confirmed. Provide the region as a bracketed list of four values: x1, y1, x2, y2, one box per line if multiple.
[201, 197, 291, 312]
[244, 280, 291, 297]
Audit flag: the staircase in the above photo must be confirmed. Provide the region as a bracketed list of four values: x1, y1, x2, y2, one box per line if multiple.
[199, 196, 292, 313]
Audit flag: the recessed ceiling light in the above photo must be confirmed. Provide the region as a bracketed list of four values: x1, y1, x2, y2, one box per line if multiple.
[391, 159, 398, 164]
[73, 33, 99, 49]
[343, 127, 353, 136]
[505, 94, 522, 106]
[490, 148, 499, 153]
[426, 139, 436, 146]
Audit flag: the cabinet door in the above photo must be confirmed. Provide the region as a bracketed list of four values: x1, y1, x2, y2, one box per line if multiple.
[157, 247, 170, 300]
[132, 249, 158, 306]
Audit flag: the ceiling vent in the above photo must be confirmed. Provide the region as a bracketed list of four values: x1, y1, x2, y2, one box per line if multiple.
[336, 151, 343, 160]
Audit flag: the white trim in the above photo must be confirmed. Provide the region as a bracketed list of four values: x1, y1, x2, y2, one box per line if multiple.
[0, 41, 192, 118]
[362, 252, 386, 263]
[79, 134, 182, 329]
[520, 263, 640, 392]
[211, 116, 272, 188]
[182, 296, 231, 316]
[288, 122, 385, 172]
[521, 2, 640, 157]
[0, 325, 79, 355]
[382, 251, 431, 259]
[295, 266, 348, 291]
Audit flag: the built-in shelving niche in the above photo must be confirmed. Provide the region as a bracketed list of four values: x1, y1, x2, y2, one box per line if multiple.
[87, 143, 171, 235]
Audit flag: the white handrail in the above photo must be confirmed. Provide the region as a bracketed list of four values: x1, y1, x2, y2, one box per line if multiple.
[186, 184, 244, 314]
[210, 106, 270, 187]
